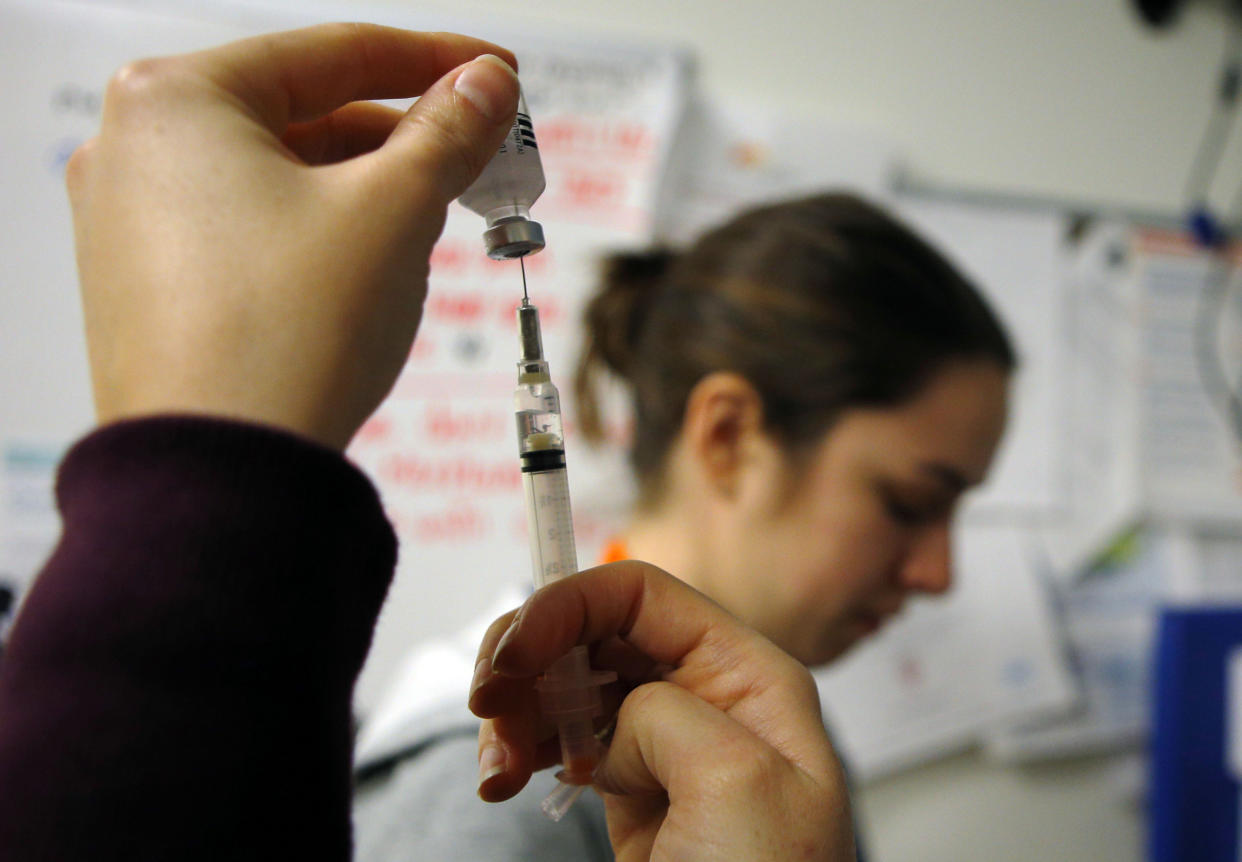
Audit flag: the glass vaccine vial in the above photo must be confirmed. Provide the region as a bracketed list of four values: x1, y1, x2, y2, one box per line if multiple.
[458, 90, 546, 260]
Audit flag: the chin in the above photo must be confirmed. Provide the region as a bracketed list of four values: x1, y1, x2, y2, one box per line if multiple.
[804, 640, 853, 668]
[807, 625, 876, 667]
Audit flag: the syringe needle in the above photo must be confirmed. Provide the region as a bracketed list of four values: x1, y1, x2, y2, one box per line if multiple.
[520, 256, 529, 303]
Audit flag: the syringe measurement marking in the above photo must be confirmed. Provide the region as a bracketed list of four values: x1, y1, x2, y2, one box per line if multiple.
[526, 466, 576, 586]
[547, 486, 576, 581]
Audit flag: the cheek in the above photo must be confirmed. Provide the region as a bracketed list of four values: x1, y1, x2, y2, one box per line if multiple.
[786, 510, 897, 608]
[804, 506, 904, 608]
[748, 504, 903, 665]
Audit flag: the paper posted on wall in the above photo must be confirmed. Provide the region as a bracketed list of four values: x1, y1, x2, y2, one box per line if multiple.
[985, 528, 1172, 763]
[1052, 223, 1242, 575]
[0, 441, 65, 642]
[987, 526, 1242, 765]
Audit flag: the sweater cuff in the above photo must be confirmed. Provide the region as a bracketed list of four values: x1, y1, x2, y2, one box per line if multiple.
[42, 414, 398, 683]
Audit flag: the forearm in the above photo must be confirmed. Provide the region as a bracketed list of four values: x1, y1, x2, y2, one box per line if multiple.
[0, 416, 397, 860]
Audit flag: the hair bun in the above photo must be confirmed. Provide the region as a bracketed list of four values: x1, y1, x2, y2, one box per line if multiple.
[602, 249, 676, 292]
[588, 248, 674, 378]
[573, 248, 675, 443]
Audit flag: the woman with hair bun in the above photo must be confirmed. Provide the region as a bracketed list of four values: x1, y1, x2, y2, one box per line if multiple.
[354, 192, 1015, 860]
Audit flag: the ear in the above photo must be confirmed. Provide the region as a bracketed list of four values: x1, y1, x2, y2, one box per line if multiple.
[681, 371, 769, 496]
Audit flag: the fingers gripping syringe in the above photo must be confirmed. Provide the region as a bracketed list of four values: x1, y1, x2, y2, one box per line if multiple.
[514, 302, 617, 821]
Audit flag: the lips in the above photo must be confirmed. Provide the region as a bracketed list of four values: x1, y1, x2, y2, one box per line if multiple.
[856, 601, 904, 634]
[873, 597, 906, 619]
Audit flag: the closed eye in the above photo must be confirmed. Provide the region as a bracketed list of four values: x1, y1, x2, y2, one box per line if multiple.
[880, 486, 955, 527]
[883, 495, 921, 526]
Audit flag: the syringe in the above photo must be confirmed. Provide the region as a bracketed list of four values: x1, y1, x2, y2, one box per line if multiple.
[514, 298, 616, 821]
[458, 84, 614, 821]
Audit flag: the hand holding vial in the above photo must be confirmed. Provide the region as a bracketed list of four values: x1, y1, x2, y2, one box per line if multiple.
[64, 24, 520, 450]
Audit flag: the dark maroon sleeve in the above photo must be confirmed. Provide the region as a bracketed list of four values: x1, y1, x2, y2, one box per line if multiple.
[0, 416, 397, 861]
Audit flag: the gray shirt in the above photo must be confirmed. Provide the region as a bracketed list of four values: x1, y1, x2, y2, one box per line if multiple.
[353, 704, 612, 861]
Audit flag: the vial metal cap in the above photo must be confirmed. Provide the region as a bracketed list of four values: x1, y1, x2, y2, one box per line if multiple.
[484, 216, 546, 260]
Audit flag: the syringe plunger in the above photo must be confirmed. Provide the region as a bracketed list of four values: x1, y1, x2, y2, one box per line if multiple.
[536, 647, 612, 783]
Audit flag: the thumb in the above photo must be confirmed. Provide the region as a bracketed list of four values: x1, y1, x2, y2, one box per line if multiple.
[381, 53, 520, 206]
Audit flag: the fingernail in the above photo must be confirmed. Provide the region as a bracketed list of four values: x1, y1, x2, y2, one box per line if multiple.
[454, 54, 519, 123]
[491, 615, 523, 669]
[478, 743, 506, 791]
[469, 657, 492, 696]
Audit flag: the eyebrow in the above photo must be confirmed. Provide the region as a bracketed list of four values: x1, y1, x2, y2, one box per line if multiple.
[918, 462, 973, 492]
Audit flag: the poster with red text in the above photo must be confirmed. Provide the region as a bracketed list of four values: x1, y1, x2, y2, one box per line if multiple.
[348, 39, 691, 709]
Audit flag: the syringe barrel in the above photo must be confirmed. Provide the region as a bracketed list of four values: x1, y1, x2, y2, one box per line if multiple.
[520, 464, 577, 590]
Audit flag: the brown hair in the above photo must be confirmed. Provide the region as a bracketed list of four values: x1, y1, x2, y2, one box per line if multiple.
[574, 192, 1016, 505]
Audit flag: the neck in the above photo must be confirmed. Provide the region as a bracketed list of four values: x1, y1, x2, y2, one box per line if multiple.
[620, 503, 712, 597]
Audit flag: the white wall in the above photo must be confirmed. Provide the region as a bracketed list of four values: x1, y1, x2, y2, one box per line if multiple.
[369, 0, 1241, 219]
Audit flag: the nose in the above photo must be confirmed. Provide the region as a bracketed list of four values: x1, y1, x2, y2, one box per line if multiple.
[899, 522, 952, 595]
